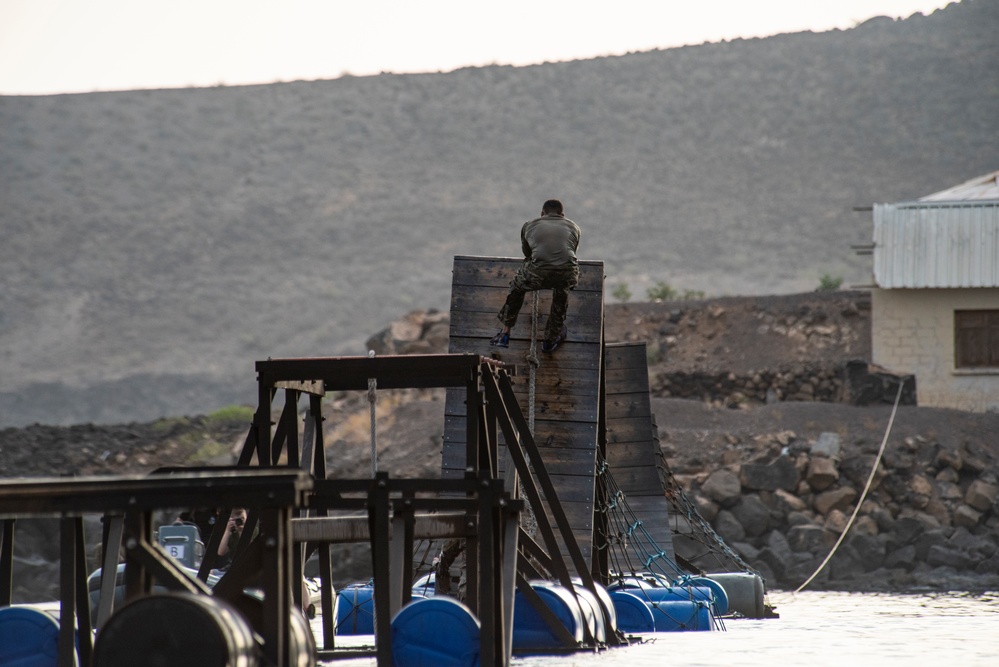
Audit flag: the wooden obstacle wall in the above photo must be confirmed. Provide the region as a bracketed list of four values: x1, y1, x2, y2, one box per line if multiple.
[443, 255, 604, 562]
[603, 342, 677, 564]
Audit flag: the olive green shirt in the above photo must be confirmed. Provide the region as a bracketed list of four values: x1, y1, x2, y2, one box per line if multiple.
[520, 215, 581, 270]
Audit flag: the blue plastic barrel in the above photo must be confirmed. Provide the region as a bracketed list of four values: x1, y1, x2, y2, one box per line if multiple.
[512, 582, 584, 651]
[609, 590, 655, 634]
[647, 599, 713, 632]
[335, 583, 375, 635]
[0, 606, 71, 667]
[682, 576, 730, 616]
[611, 581, 722, 617]
[391, 597, 480, 667]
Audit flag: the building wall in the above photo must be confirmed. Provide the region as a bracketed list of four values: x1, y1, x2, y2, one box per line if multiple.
[872, 287, 999, 412]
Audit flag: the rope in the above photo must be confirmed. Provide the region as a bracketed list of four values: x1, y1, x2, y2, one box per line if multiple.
[792, 380, 906, 594]
[367, 350, 377, 478]
[526, 291, 541, 433]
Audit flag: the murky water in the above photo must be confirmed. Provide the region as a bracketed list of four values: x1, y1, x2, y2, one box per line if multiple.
[316, 591, 999, 667]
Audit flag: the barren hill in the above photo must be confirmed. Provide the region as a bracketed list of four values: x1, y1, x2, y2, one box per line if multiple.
[1, 0, 997, 428]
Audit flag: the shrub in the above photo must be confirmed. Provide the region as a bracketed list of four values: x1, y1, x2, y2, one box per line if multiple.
[207, 405, 255, 426]
[646, 281, 678, 301]
[817, 274, 843, 291]
[612, 283, 632, 303]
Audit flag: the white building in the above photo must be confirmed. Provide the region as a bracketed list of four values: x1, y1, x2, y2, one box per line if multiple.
[870, 170, 999, 413]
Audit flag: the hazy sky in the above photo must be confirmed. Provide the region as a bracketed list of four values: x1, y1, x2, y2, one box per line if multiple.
[0, 0, 953, 95]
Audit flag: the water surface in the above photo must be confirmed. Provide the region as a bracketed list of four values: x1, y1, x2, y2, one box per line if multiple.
[317, 591, 999, 667]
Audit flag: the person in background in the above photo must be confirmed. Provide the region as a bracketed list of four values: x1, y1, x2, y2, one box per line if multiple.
[215, 507, 247, 570]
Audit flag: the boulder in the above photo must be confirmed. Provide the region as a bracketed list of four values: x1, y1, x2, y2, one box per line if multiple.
[953, 504, 983, 529]
[806, 456, 840, 491]
[909, 474, 934, 497]
[701, 469, 742, 507]
[824, 509, 848, 533]
[814, 486, 858, 515]
[852, 514, 879, 536]
[730, 495, 771, 537]
[713, 509, 746, 543]
[913, 529, 948, 561]
[892, 516, 925, 545]
[935, 448, 963, 472]
[788, 524, 831, 554]
[885, 544, 918, 570]
[965, 479, 999, 512]
[926, 544, 973, 570]
[694, 494, 720, 522]
[846, 533, 886, 570]
[775, 488, 808, 513]
[787, 510, 814, 527]
[739, 456, 800, 491]
[810, 432, 842, 459]
[757, 530, 795, 577]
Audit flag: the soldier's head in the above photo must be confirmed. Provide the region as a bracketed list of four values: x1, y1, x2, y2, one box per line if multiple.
[541, 199, 564, 217]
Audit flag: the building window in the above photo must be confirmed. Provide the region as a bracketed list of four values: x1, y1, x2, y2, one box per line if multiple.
[955, 310, 999, 368]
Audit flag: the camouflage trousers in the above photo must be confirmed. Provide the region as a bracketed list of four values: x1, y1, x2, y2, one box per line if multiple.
[497, 262, 579, 342]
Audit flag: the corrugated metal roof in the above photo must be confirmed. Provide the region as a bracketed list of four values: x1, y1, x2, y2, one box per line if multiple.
[918, 170, 999, 202]
[873, 202, 999, 288]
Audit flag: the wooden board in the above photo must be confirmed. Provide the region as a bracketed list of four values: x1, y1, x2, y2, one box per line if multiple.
[603, 342, 676, 565]
[443, 255, 604, 565]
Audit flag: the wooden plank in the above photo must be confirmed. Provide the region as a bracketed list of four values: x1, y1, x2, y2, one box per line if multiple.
[450, 310, 603, 344]
[603, 392, 653, 419]
[450, 338, 600, 372]
[452, 256, 605, 292]
[604, 441, 664, 468]
[605, 466, 664, 496]
[539, 475, 595, 503]
[605, 417, 657, 445]
[603, 366, 651, 390]
[450, 287, 604, 322]
[291, 513, 472, 543]
[604, 343, 652, 370]
[619, 496, 675, 549]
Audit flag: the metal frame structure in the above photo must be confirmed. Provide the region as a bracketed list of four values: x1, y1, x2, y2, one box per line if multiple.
[236, 353, 619, 662]
[0, 470, 312, 666]
[1, 352, 625, 666]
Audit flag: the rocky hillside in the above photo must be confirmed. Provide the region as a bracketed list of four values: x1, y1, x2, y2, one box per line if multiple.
[1, 0, 998, 428]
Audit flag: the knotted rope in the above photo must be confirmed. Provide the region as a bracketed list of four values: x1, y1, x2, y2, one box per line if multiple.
[520, 291, 542, 538]
[526, 291, 541, 432]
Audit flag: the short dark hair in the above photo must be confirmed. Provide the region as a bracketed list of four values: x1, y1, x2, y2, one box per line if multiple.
[542, 199, 564, 216]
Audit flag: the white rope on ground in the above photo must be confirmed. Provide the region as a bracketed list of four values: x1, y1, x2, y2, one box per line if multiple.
[367, 349, 377, 478]
[792, 380, 906, 594]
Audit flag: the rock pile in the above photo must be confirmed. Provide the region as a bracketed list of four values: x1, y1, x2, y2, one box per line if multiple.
[364, 309, 450, 355]
[671, 431, 999, 591]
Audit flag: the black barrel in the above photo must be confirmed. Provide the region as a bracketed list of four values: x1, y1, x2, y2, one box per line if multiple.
[93, 593, 259, 667]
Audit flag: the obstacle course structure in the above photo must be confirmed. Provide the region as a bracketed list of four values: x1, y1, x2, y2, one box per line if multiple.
[0, 254, 768, 666]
